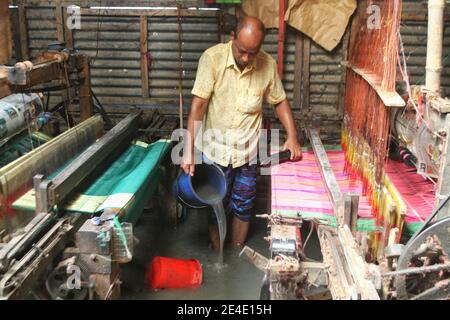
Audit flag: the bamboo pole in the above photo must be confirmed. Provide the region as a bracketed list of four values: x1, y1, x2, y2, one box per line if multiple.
[425, 0, 445, 93]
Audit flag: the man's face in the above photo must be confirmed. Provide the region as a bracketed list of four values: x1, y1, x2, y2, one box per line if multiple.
[231, 29, 263, 70]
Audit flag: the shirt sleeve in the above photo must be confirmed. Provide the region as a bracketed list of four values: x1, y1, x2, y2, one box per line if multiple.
[191, 51, 215, 100]
[265, 60, 287, 105]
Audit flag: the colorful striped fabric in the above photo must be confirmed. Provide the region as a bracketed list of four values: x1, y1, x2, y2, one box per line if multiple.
[385, 159, 435, 236]
[271, 150, 376, 231]
[270, 149, 436, 236]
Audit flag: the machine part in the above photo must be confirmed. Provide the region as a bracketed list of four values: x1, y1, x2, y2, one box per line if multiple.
[270, 224, 298, 259]
[45, 256, 90, 300]
[384, 244, 404, 259]
[410, 194, 450, 243]
[0, 214, 85, 299]
[41, 111, 142, 210]
[0, 93, 43, 143]
[394, 216, 450, 300]
[239, 245, 269, 272]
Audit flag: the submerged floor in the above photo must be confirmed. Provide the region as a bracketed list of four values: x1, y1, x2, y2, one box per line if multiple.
[121, 203, 271, 300]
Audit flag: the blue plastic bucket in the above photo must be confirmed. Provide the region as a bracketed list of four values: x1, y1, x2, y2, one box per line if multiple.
[173, 163, 227, 208]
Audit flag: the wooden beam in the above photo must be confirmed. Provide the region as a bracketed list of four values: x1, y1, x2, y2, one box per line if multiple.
[293, 33, 302, 112]
[277, 0, 286, 79]
[301, 36, 310, 112]
[342, 61, 405, 108]
[80, 7, 217, 17]
[140, 16, 149, 98]
[79, 56, 93, 121]
[343, 193, 360, 237]
[55, 0, 65, 43]
[337, 225, 380, 300]
[0, 0, 12, 64]
[307, 127, 343, 222]
[338, 27, 350, 116]
[63, 8, 74, 49]
[17, 0, 29, 60]
[11, 0, 206, 7]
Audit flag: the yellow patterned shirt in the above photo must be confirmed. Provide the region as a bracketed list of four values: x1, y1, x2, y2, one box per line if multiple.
[191, 41, 286, 168]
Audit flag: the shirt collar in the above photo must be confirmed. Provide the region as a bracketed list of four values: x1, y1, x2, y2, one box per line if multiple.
[226, 41, 258, 72]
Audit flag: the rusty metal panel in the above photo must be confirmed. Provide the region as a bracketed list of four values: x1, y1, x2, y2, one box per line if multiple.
[400, 20, 450, 97]
[74, 15, 142, 99]
[26, 6, 57, 59]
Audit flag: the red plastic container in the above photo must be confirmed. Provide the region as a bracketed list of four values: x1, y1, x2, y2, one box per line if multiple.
[147, 256, 203, 290]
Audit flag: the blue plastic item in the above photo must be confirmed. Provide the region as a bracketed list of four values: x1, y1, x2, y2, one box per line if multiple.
[173, 163, 227, 208]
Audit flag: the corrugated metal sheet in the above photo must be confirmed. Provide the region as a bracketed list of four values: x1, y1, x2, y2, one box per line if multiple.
[147, 16, 220, 101]
[26, 6, 57, 59]
[400, 20, 450, 96]
[74, 15, 142, 99]
[9, 2, 450, 142]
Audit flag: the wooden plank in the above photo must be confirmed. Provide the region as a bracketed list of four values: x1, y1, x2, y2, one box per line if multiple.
[301, 36, 310, 111]
[63, 9, 74, 49]
[140, 16, 149, 98]
[337, 225, 380, 300]
[338, 27, 350, 116]
[80, 8, 217, 17]
[342, 61, 405, 107]
[0, 0, 12, 64]
[79, 56, 94, 121]
[55, 0, 65, 43]
[343, 192, 359, 236]
[307, 127, 343, 221]
[11, 0, 206, 7]
[17, 0, 29, 61]
[293, 33, 302, 112]
[317, 226, 354, 300]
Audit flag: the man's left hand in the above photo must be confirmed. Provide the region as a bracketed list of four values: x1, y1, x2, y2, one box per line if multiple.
[283, 137, 302, 161]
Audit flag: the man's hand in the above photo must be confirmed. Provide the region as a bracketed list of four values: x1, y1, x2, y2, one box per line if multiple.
[181, 156, 195, 176]
[283, 137, 302, 161]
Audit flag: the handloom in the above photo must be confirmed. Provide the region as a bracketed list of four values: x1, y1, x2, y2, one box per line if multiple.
[0, 113, 172, 299]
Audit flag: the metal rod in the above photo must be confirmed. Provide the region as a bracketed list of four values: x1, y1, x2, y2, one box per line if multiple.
[382, 262, 450, 277]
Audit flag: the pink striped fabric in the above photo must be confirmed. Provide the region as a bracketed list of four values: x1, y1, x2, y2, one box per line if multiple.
[271, 150, 373, 219]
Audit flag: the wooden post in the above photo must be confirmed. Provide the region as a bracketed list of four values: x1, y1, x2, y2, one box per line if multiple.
[63, 8, 74, 49]
[301, 36, 311, 112]
[0, 0, 12, 64]
[277, 0, 287, 79]
[293, 33, 303, 113]
[338, 27, 350, 116]
[140, 16, 149, 98]
[79, 56, 94, 121]
[18, 0, 29, 60]
[55, 0, 65, 44]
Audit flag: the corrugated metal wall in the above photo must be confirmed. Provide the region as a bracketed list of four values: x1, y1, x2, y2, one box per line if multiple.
[400, 20, 450, 97]
[6, 2, 450, 142]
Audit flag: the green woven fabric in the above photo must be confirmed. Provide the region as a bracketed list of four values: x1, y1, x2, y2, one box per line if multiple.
[272, 209, 377, 231]
[0, 132, 51, 168]
[12, 139, 171, 224]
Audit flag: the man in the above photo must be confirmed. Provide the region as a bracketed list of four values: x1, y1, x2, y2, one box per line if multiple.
[181, 16, 302, 250]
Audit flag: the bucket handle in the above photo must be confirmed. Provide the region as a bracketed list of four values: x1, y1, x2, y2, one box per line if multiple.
[173, 175, 209, 209]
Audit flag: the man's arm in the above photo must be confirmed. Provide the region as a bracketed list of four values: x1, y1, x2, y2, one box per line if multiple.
[274, 98, 302, 161]
[181, 95, 209, 176]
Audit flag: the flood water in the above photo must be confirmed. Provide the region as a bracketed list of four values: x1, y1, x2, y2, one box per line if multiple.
[194, 184, 227, 266]
[120, 203, 270, 300]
